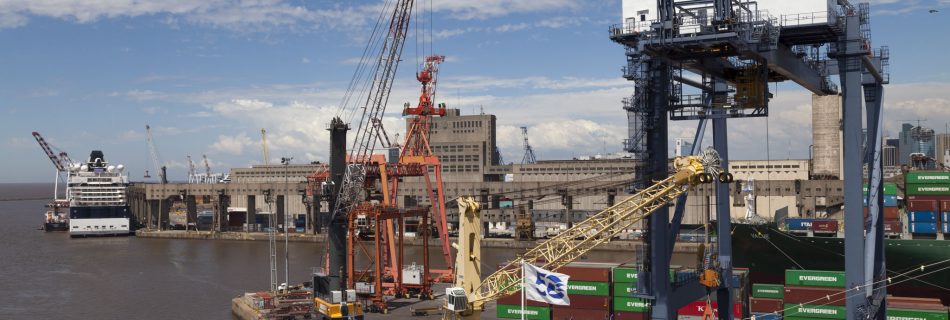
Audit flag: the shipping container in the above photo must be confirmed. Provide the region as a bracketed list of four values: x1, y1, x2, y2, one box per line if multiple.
[907, 195, 950, 201]
[906, 172, 950, 184]
[944, 211, 950, 222]
[497, 304, 550, 320]
[786, 218, 813, 231]
[812, 220, 839, 233]
[613, 311, 650, 320]
[910, 222, 938, 234]
[784, 285, 846, 306]
[613, 282, 638, 296]
[611, 267, 676, 283]
[942, 202, 950, 213]
[751, 298, 784, 313]
[864, 207, 900, 220]
[909, 211, 938, 223]
[888, 296, 947, 311]
[785, 270, 845, 287]
[564, 295, 610, 310]
[614, 297, 650, 312]
[864, 183, 898, 195]
[677, 301, 743, 318]
[910, 200, 940, 212]
[783, 304, 846, 319]
[906, 184, 950, 196]
[551, 307, 610, 320]
[752, 313, 783, 320]
[886, 308, 949, 320]
[884, 221, 903, 234]
[943, 223, 950, 234]
[885, 195, 898, 207]
[558, 265, 611, 282]
[752, 283, 784, 299]
[567, 280, 610, 296]
[499, 291, 548, 307]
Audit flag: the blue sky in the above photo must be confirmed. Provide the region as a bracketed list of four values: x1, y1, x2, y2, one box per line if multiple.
[1, 0, 948, 183]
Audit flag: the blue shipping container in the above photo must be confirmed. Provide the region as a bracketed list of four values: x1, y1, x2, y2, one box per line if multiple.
[786, 218, 813, 230]
[943, 223, 950, 234]
[943, 212, 950, 222]
[884, 195, 898, 207]
[910, 222, 938, 234]
[752, 313, 782, 320]
[909, 211, 938, 223]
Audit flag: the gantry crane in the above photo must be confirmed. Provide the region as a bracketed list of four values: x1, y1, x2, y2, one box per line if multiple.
[314, 0, 416, 317]
[520, 126, 537, 164]
[145, 125, 167, 184]
[445, 149, 732, 319]
[187, 155, 197, 183]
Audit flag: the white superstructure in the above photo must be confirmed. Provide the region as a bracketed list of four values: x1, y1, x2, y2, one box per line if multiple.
[67, 150, 132, 237]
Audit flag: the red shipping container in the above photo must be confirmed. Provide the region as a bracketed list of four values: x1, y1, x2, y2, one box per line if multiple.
[866, 207, 901, 220]
[883, 221, 902, 233]
[565, 295, 610, 310]
[551, 307, 610, 320]
[677, 301, 742, 318]
[784, 285, 846, 306]
[909, 200, 939, 212]
[613, 311, 650, 320]
[498, 292, 548, 307]
[812, 220, 839, 233]
[751, 298, 783, 313]
[557, 265, 611, 282]
[907, 195, 950, 201]
[942, 201, 950, 212]
[888, 296, 946, 311]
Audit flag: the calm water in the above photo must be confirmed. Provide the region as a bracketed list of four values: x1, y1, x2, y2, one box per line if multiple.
[0, 184, 660, 319]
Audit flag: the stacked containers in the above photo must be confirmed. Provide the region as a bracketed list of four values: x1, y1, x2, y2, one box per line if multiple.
[864, 182, 900, 235]
[887, 296, 949, 320]
[676, 269, 747, 319]
[750, 283, 784, 318]
[552, 262, 613, 320]
[783, 269, 847, 319]
[496, 291, 550, 320]
[906, 172, 950, 236]
[612, 264, 651, 320]
[785, 218, 813, 232]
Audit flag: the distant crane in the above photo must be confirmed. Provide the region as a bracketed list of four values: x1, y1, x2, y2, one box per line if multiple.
[145, 125, 167, 184]
[203, 154, 213, 183]
[32, 131, 72, 200]
[521, 126, 537, 164]
[260, 128, 270, 165]
[187, 155, 198, 183]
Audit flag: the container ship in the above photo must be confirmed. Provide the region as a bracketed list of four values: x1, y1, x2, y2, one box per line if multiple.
[67, 150, 133, 237]
[732, 172, 950, 305]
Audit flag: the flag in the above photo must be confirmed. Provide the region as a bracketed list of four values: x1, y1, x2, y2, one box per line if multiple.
[523, 262, 570, 305]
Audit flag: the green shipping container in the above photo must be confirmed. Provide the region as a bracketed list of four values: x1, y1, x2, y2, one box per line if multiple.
[887, 308, 950, 320]
[906, 184, 950, 196]
[611, 267, 675, 283]
[906, 172, 950, 184]
[613, 282, 638, 296]
[497, 304, 550, 320]
[752, 283, 784, 299]
[784, 304, 846, 319]
[864, 183, 898, 195]
[566, 280, 609, 296]
[613, 297, 650, 312]
[785, 269, 845, 287]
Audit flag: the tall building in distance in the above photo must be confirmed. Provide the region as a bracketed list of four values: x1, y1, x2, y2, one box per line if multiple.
[937, 133, 950, 168]
[674, 138, 693, 157]
[811, 94, 842, 179]
[899, 123, 914, 165]
[421, 108, 498, 182]
[900, 123, 936, 167]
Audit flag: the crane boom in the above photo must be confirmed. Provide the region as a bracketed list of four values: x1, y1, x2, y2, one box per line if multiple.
[203, 154, 211, 176]
[145, 125, 167, 184]
[260, 128, 270, 165]
[453, 150, 723, 311]
[32, 132, 65, 172]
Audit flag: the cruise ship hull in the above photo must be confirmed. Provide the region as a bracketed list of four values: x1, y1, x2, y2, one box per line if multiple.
[731, 223, 950, 304]
[69, 206, 132, 237]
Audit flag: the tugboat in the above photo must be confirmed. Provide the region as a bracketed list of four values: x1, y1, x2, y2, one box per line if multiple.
[43, 199, 70, 231]
[67, 150, 132, 237]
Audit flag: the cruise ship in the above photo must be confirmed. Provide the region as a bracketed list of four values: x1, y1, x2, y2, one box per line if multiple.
[67, 150, 132, 237]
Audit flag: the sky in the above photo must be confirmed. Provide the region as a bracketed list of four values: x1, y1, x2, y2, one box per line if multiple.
[1, 0, 949, 183]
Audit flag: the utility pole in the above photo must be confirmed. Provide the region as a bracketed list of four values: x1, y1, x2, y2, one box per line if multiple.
[281, 156, 293, 292]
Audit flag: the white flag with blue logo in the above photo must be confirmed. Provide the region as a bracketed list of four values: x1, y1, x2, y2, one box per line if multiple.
[524, 263, 570, 305]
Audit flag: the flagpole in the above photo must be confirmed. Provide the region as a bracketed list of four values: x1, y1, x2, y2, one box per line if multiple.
[521, 258, 526, 320]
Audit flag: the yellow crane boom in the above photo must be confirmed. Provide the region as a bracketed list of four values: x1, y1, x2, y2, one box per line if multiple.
[447, 149, 729, 317]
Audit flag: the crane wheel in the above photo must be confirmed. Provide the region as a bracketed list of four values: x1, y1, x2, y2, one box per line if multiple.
[718, 172, 733, 183]
[701, 173, 714, 184]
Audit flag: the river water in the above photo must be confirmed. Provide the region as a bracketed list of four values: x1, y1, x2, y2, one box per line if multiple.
[0, 183, 669, 319]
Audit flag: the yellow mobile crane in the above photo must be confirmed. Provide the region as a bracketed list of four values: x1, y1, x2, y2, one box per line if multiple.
[445, 149, 731, 319]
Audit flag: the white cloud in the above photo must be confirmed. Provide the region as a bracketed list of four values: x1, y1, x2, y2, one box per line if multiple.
[301, 57, 310, 64]
[430, 0, 581, 20]
[210, 132, 253, 155]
